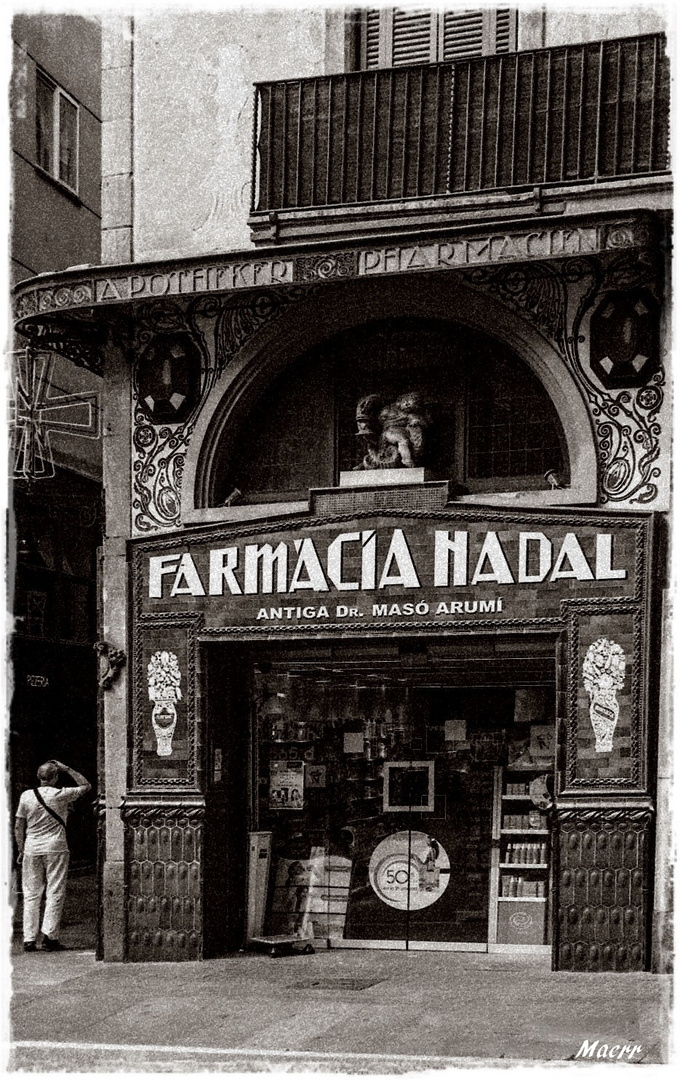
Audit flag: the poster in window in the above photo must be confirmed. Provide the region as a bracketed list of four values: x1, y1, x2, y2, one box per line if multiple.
[269, 761, 305, 809]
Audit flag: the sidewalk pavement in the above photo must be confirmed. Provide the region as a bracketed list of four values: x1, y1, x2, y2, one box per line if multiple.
[8, 939, 672, 1073]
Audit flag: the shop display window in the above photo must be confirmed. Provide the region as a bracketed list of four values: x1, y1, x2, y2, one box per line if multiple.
[250, 662, 555, 949]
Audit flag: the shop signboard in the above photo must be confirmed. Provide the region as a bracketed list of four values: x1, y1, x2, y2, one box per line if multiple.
[130, 507, 653, 795]
[133, 508, 650, 630]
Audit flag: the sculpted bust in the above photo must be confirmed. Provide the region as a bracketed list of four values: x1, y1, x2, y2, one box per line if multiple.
[355, 390, 434, 470]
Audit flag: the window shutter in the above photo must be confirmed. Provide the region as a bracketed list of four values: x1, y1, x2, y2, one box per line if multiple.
[358, 7, 515, 70]
[442, 10, 485, 60]
[494, 9, 512, 53]
[392, 8, 435, 66]
[365, 9, 381, 68]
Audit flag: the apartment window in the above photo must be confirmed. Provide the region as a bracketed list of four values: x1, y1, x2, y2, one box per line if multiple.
[35, 69, 79, 192]
[356, 7, 516, 69]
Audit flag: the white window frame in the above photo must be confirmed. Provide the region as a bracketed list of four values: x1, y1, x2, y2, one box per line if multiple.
[35, 68, 80, 195]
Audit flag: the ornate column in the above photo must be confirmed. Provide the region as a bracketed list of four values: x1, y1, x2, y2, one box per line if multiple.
[555, 562, 656, 971]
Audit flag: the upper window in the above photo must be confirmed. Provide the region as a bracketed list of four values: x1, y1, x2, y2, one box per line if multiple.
[356, 7, 516, 69]
[208, 318, 569, 507]
[35, 69, 79, 193]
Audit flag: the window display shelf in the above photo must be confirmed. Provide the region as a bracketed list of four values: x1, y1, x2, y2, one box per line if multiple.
[497, 896, 547, 903]
[262, 739, 313, 744]
[500, 828, 549, 835]
[500, 862, 548, 870]
[488, 764, 552, 948]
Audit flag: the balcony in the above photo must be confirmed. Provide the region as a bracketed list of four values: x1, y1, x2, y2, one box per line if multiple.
[249, 34, 669, 244]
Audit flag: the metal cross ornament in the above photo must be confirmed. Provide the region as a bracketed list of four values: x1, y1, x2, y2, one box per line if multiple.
[10, 346, 100, 480]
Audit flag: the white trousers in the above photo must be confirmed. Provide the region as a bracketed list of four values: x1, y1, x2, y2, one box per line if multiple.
[22, 852, 70, 942]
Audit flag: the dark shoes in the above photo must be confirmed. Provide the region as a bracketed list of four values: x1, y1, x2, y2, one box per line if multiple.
[23, 941, 37, 952]
[42, 936, 65, 951]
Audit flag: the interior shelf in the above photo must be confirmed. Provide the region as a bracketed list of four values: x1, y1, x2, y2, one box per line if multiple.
[488, 764, 552, 948]
[500, 863, 548, 870]
[500, 829, 549, 835]
[497, 897, 547, 903]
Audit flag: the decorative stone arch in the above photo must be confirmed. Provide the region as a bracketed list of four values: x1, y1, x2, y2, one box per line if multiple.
[182, 274, 598, 523]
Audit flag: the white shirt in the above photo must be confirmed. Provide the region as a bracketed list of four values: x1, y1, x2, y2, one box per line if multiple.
[16, 785, 89, 855]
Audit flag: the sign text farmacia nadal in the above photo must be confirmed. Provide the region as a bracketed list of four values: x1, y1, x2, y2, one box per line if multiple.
[146, 527, 628, 622]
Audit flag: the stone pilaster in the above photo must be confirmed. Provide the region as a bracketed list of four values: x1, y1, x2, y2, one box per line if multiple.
[100, 330, 132, 960]
[555, 803, 653, 972]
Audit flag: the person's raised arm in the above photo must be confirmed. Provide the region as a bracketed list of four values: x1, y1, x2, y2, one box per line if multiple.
[51, 761, 91, 792]
[14, 815, 26, 858]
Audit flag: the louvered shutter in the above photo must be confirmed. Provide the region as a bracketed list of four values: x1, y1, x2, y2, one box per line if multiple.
[442, 9, 514, 59]
[494, 9, 512, 52]
[442, 10, 484, 59]
[392, 9, 435, 65]
[360, 8, 515, 69]
[364, 9, 381, 68]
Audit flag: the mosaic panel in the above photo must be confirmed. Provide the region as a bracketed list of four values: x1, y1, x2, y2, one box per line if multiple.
[563, 603, 645, 791]
[132, 614, 202, 790]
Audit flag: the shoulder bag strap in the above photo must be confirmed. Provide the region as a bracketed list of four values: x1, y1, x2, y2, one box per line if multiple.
[33, 788, 67, 832]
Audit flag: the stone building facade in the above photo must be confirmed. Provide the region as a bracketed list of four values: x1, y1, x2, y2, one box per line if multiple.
[12, 6, 672, 970]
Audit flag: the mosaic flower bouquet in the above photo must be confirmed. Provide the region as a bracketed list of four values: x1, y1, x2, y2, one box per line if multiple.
[582, 638, 626, 753]
[147, 650, 182, 756]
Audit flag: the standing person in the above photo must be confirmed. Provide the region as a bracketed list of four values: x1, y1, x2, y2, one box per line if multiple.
[14, 760, 91, 951]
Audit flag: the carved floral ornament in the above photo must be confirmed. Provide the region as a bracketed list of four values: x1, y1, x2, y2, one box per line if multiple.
[131, 290, 308, 533]
[462, 249, 665, 506]
[11, 220, 664, 529]
[130, 261, 665, 532]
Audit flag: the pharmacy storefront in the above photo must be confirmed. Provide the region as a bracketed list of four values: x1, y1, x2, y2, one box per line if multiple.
[127, 501, 655, 970]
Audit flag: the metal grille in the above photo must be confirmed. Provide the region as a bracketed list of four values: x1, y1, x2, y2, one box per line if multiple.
[253, 33, 668, 212]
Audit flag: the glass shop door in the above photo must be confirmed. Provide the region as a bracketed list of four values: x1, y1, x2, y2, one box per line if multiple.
[252, 666, 505, 950]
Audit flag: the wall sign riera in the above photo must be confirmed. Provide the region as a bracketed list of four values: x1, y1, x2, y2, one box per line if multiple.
[132, 290, 309, 532]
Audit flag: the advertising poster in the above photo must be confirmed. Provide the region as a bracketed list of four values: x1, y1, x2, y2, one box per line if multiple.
[269, 761, 305, 809]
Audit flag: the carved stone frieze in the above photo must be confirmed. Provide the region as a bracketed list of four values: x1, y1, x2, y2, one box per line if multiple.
[20, 315, 105, 376]
[294, 251, 358, 282]
[462, 249, 665, 506]
[131, 289, 308, 533]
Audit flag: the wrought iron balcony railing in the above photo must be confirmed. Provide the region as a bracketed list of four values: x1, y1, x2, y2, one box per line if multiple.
[251, 33, 669, 215]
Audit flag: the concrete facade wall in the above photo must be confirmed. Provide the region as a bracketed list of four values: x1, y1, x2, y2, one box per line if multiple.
[124, 8, 344, 263]
[103, 6, 670, 266]
[518, 6, 667, 49]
